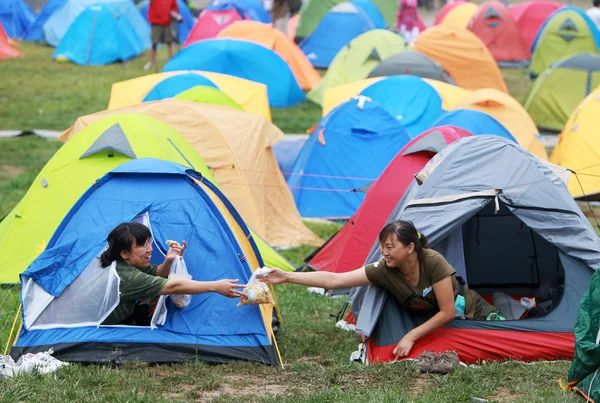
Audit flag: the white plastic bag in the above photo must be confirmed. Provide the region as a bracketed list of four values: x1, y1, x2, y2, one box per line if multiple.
[238, 268, 274, 306]
[169, 256, 192, 308]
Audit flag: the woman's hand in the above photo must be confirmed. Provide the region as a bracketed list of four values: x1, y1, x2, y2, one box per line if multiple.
[257, 268, 289, 285]
[393, 334, 416, 358]
[166, 240, 187, 261]
[213, 279, 246, 298]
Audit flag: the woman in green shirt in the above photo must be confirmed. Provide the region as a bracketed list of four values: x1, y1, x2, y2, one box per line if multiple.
[259, 220, 501, 357]
[100, 222, 245, 325]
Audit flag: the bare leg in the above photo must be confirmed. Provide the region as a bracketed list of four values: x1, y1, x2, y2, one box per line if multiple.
[145, 43, 158, 70]
[168, 43, 174, 59]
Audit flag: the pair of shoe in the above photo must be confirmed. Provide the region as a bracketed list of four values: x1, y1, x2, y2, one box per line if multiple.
[143, 62, 155, 71]
[415, 351, 460, 374]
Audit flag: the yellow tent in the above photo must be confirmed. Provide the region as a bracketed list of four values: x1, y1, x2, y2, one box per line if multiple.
[414, 25, 508, 93]
[108, 71, 271, 121]
[551, 88, 600, 199]
[454, 89, 548, 160]
[441, 2, 478, 29]
[60, 100, 323, 249]
[322, 77, 471, 115]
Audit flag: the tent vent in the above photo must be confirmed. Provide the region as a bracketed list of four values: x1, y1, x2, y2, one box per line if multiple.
[80, 123, 137, 160]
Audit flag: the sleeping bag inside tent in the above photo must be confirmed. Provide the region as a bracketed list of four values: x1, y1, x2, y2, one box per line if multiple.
[350, 135, 600, 364]
[11, 158, 282, 365]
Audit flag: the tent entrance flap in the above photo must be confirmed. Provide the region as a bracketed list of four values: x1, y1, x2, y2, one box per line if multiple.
[460, 200, 564, 297]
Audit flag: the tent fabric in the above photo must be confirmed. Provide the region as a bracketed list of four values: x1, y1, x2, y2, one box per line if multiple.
[53, 3, 149, 66]
[550, 87, 600, 200]
[367, 51, 455, 84]
[287, 13, 299, 39]
[183, 0, 270, 46]
[12, 158, 282, 366]
[439, 2, 478, 29]
[174, 86, 244, 110]
[163, 39, 305, 108]
[529, 7, 600, 78]
[0, 0, 34, 38]
[0, 22, 21, 59]
[298, 2, 376, 69]
[294, 0, 396, 40]
[138, 0, 195, 44]
[414, 25, 508, 92]
[271, 134, 308, 180]
[567, 270, 600, 402]
[455, 88, 547, 159]
[217, 21, 321, 90]
[524, 53, 600, 132]
[108, 71, 271, 121]
[468, 1, 530, 63]
[434, 0, 466, 25]
[357, 75, 444, 136]
[352, 0, 386, 29]
[59, 100, 322, 250]
[23, 0, 65, 42]
[431, 109, 516, 142]
[508, 0, 563, 50]
[307, 29, 411, 106]
[43, 0, 151, 48]
[322, 77, 471, 116]
[288, 97, 412, 219]
[351, 135, 600, 364]
[0, 114, 213, 285]
[305, 126, 472, 274]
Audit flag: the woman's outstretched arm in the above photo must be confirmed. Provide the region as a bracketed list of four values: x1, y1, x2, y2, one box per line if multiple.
[259, 266, 372, 289]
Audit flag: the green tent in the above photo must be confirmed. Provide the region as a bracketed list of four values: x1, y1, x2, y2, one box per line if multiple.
[307, 29, 411, 106]
[528, 7, 600, 78]
[525, 53, 600, 132]
[0, 113, 293, 284]
[295, 0, 397, 39]
[174, 86, 244, 111]
[568, 269, 600, 402]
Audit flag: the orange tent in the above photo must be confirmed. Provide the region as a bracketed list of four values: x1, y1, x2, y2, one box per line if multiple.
[218, 21, 321, 90]
[0, 22, 20, 60]
[468, 1, 530, 63]
[288, 14, 299, 40]
[414, 25, 508, 92]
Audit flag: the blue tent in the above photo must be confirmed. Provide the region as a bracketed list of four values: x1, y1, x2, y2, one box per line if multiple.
[142, 73, 219, 102]
[271, 135, 309, 180]
[23, 0, 65, 42]
[43, 0, 150, 48]
[431, 109, 517, 142]
[138, 0, 195, 44]
[164, 39, 305, 107]
[12, 158, 281, 365]
[0, 0, 34, 38]
[206, 0, 271, 23]
[299, 2, 375, 68]
[53, 3, 148, 65]
[359, 76, 444, 137]
[352, 0, 386, 28]
[288, 97, 412, 219]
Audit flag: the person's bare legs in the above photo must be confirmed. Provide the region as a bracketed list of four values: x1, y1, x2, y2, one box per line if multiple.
[145, 44, 158, 71]
[168, 43, 174, 59]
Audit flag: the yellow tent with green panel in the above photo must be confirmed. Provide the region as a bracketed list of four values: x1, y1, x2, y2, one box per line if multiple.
[0, 114, 213, 284]
[174, 86, 244, 110]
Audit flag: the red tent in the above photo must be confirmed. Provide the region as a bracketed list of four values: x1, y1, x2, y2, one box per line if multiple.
[468, 1, 530, 63]
[434, 0, 467, 25]
[0, 22, 20, 60]
[509, 0, 563, 50]
[183, 9, 245, 47]
[304, 126, 472, 274]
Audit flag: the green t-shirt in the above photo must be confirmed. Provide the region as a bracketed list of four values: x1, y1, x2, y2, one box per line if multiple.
[102, 262, 168, 325]
[364, 248, 497, 320]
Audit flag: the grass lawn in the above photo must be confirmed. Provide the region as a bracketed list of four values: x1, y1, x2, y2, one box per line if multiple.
[0, 38, 588, 402]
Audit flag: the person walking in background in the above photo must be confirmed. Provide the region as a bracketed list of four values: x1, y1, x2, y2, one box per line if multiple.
[144, 0, 183, 71]
[264, 0, 291, 33]
[587, 0, 600, 30]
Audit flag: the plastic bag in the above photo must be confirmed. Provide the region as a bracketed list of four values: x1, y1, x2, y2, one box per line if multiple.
[168, 256, 192, 308]
[238, 268, 274, 306]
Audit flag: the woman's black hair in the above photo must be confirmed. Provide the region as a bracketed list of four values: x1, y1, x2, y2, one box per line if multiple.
[100, 223, 152, 267]
[595, 0, 600, 8]
[378, 220, 429, 260]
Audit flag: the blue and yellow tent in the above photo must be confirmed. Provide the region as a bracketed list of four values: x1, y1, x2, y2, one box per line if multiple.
[12, 158, 282, 365]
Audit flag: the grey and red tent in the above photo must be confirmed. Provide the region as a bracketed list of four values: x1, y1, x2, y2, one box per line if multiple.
[350, 135, 600, 364]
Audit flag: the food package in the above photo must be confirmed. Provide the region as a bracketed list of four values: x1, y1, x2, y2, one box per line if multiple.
[238, 268, 275, 306]
[168, 255, 192, 308]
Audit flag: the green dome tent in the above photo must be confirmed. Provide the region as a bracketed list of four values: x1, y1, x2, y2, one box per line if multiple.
[174, 86, 244, 110]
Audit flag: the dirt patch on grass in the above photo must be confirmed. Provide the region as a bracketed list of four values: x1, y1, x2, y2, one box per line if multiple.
[0, 164, 23, 178]
[485, 387, 524, 402]
[196, 375, 289, 402]
[408, 375, 435, 395]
